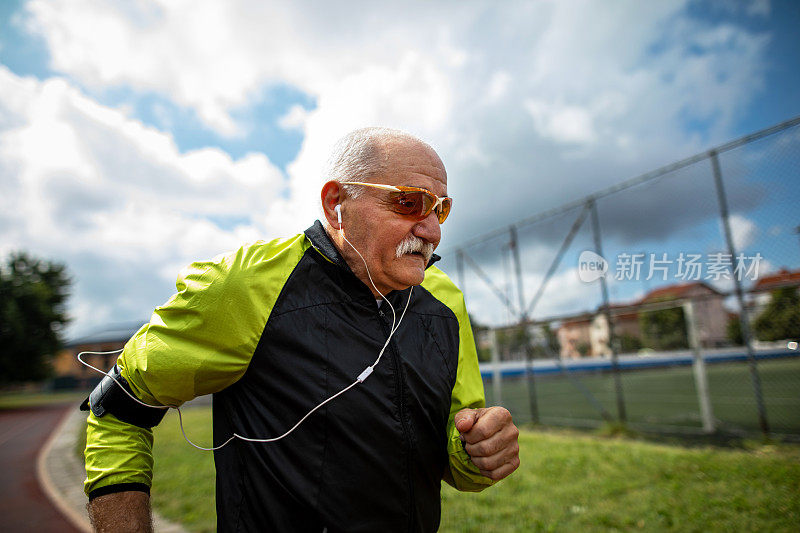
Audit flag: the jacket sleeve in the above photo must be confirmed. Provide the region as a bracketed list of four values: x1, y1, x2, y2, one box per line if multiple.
[444, 295, 496, 492]
[421, 267, 495, 492]
[84, 235, 308, 498]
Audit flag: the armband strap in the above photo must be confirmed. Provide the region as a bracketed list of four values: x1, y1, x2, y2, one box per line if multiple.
[88, 483, 150, 502]
[79, 365, 167, 429]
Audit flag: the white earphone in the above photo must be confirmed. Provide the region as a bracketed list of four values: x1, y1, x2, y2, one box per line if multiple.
[77, 199, 414, 452]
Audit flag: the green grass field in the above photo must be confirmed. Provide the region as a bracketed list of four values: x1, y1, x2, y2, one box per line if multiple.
[147, 408, 800, 532]
[487, 358, 800, 435]
[0, 390, 84, 410]
[66, 358, 798, 530]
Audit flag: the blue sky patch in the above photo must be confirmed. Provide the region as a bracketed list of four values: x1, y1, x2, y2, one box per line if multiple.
[78, 83, 315, 170]
[0, 0, 52, 79]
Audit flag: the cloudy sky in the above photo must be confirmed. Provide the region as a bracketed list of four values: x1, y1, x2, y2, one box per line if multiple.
[1, 0, 799, 335]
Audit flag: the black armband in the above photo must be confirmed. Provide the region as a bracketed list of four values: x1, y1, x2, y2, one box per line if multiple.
[88, 482, 150, 502]
[79, 365, 167, 429]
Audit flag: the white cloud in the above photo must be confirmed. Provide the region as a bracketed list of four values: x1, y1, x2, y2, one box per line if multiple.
[709, 0, 771, 18]
[525, 100, 597, 145]
[486, 71, 512, 103]
[728, 214, 759, 250]
[22, 0, 766, 155]
[754, 257, 774, 278]
[19, 2, 770, 184]
[3, 0, 778, 331]
[459, 260, 601, 328]
[0, 66, 288, 334]
[747, 0, 771, 17]
[278, 104, 310, 131]
[21, 0, 467, 136]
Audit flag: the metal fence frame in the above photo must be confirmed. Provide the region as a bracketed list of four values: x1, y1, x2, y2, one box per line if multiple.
[445, 115, 800, 437]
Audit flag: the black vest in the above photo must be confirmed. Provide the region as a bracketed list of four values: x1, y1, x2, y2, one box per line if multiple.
[212, 222, 460, 532]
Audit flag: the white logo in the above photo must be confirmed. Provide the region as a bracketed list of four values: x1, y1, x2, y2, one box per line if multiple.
[578, 250, 608, 282]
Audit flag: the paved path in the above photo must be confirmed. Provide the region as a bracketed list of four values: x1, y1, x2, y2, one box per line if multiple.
[0, 403, 82, 532]
[38, 404, 188, 533]
[1, 401, 188, 533]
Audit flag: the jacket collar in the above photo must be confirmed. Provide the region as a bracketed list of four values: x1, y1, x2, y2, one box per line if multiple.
[304, 220, 441, 272]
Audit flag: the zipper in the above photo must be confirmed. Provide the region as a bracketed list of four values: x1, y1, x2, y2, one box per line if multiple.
[378, 307, 416, 532]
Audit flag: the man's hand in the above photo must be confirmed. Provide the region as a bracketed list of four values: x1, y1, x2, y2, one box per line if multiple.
[454, 406, 520, 481]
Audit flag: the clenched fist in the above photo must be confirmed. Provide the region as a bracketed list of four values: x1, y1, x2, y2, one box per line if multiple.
[454, 406, 520, 481]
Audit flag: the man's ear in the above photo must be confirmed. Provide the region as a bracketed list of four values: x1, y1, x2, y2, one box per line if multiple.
[321, 181, 343, 230]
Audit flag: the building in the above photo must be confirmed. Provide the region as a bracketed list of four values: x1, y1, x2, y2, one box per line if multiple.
[557, 313, 593, 359]
[590, 303, 640, 357]
[52, 322, 145, 390]
[558, 303, 640, 359]
[638, 281, 729, 348]
[747, 268, 800, 320]
[556, 281, 730, 358]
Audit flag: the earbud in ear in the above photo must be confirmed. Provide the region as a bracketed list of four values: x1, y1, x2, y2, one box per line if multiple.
[335, 204, 342, 226]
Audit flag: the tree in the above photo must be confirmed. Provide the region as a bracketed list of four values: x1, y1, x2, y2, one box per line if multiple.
[616, 333, 643, 353]
[0, 252, 71, 385]
[726, 314, 743, 345]
[639, 304, 688, 351]
[753, 287, 800, 341]
[496, 326, 527, 359]
[527, 322, 559, 358]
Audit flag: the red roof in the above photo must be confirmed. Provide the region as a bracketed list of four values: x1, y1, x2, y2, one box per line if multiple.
[602, 303, 639, 320]
[639, 281, 720, 303]
[752, 268, 800, 292]
[560, 316, 593, 328]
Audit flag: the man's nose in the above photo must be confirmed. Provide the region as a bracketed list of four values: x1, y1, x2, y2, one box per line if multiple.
[412, 211, 441, 246]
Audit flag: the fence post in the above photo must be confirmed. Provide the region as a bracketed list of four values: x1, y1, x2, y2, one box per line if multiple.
[589, 199, 627, 424]
[683, 300, 716, 433]
[710, 149, 770, 436]
[489, 329, 503, 407]
[509, 225, 540, 424]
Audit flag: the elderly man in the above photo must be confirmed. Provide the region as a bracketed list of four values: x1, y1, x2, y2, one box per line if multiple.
[84, 128, 520, 532]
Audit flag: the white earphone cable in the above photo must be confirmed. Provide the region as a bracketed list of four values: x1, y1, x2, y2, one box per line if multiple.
[77, 228, 414, 451]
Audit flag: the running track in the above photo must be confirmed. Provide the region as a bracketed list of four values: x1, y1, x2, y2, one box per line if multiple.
[0, 403, 82, 532]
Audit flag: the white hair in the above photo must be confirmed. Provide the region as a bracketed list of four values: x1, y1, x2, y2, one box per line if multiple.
[322, 127, 434, 199]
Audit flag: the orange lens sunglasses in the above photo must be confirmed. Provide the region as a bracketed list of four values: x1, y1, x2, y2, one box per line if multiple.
[341, 181, 452, 224]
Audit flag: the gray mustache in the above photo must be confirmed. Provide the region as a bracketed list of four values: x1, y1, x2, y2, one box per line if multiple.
[396, 235, 434, 262]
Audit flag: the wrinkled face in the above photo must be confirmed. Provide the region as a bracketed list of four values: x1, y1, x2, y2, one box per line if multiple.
[341, 139, 447, 297]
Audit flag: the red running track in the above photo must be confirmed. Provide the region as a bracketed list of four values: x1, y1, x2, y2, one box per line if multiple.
[0, 403, 82, 532]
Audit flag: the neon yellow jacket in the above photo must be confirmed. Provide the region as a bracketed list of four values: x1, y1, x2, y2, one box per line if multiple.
[85, 221, 493, 531]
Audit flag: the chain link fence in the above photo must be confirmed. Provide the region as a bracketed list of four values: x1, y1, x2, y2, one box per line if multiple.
[439, 116, 800, 439]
